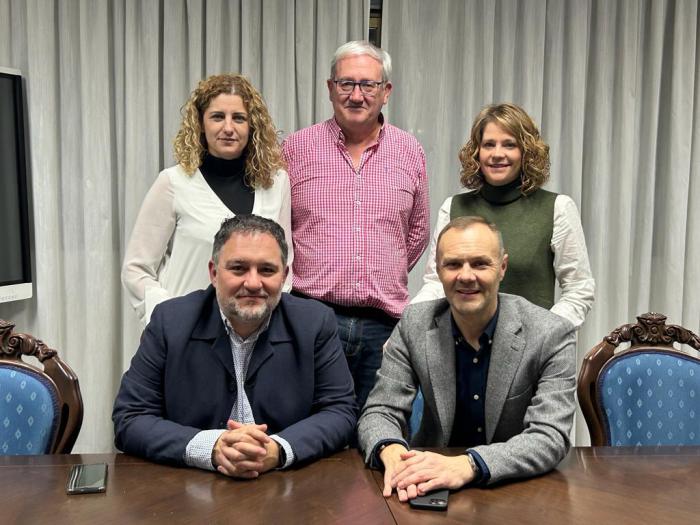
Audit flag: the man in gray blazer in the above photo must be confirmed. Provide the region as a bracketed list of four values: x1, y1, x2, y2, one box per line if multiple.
[357, 216, 576, 502]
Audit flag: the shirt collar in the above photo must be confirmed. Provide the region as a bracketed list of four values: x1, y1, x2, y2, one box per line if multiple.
[329, 113, 386, 145]
[451, 300, 500, 349]
[219, 309, 272, 344]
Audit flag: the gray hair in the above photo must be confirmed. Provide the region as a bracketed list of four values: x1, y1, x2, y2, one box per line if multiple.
[330, 40, 392, 82]
[436, 216, 506, 260]
[212, 215, 288, 266]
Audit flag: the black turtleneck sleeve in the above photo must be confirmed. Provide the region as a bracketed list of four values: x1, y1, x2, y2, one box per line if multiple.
[199, 152, 255, 215]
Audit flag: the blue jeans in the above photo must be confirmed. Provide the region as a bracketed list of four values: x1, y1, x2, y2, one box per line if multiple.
[335, 313, 396, 412]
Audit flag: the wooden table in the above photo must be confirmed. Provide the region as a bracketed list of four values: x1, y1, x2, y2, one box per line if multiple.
[0, 449, 392, 525]
[2, 447, 698, 524]
[371, 446, 700, 524]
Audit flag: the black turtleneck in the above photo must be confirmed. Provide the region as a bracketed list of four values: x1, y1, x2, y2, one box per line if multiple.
[200, 152, 255, 215]
[479, 176, 523, 205]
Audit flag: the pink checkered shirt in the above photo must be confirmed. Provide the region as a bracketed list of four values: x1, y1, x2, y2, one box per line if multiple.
[282, 117, 430, 318]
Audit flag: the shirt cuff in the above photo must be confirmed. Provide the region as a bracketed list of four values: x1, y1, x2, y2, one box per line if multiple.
[370, 438, 409, 469]
[270, 435, 295, 469]
[466, 449, 491, 486]
[184, 429, 226, 471]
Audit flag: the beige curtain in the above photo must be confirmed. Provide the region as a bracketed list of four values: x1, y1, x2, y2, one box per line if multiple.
[382, 0, 700, 444]
[0, 0, 368, 453]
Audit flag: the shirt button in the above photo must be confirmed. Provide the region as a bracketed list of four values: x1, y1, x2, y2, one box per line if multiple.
[477, 427, 483, 433]
[355, 200, 361, 206]
[355, 282, 361, 287]
[473, 394, 480, 400]
[473, 357, 479, 364]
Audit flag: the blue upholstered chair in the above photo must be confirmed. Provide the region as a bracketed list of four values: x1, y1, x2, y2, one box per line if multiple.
[578, 313, 700, 446]
[0, 319, 83, 454]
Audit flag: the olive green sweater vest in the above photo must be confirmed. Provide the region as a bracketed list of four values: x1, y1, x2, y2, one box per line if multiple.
[450, 182, 557, 309]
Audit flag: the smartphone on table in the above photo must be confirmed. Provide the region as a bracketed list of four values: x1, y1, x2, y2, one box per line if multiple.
[409, 488, 449, 511]
[66, 463, 108, 495]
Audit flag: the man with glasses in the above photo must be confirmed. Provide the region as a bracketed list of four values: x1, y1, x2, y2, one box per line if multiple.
[283, 41, 430, 412]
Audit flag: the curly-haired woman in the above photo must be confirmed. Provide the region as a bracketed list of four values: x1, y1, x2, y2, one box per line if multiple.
[122, 74, 292, 324]
[412, 103, 594, 328]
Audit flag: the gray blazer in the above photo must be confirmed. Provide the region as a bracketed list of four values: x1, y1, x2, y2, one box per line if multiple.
[357, 293, 577, 484]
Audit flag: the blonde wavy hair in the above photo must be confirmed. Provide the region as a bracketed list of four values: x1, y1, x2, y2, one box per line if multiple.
[173, 74, 284, 189]
[458, 103, 550, 195]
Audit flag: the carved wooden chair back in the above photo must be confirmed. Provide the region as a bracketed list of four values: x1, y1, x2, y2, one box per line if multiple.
[0, 319, 83, 454]
[578, 313, 700, 446]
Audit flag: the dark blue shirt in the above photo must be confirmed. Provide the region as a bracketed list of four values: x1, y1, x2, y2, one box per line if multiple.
[370, 305, 499, 484]
[449, 305, 499, 448]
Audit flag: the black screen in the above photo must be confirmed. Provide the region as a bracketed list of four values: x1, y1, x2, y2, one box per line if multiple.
[0, 70, 31, 287]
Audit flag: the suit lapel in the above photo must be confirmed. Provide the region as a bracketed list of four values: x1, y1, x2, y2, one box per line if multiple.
[247, 332, 274, 381]
[485, 296, 525, 442]
[425, 307, 457, 444]
[247, 306, 292, 381]
[211, 333, 236, 378]
[191, 291, 236, 378]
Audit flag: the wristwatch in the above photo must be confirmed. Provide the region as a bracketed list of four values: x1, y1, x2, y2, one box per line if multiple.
[465, 451, 481, 479]
[277, 446, 287, 468]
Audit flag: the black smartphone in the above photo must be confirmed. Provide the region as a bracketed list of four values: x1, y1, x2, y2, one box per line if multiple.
[409, 488, 449, 511]
[66, 463, 108, 495]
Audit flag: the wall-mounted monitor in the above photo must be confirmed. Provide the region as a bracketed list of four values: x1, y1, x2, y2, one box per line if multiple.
[0, 67, 33, 303]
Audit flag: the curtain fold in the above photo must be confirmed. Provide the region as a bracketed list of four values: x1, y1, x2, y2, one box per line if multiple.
[0, 0, 367, 453]
[382, 0, 700, 444]
[3, 0, 696, 454]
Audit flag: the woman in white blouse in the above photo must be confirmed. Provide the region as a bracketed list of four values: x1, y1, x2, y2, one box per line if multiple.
[412, 103, 594, 328]
[122, 74, 292, 324]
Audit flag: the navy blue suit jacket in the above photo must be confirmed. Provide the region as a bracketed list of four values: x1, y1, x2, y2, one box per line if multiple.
[113, 287, 357, 467]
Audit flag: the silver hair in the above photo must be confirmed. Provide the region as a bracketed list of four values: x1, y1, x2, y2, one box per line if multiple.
[330, 40, 392, 82]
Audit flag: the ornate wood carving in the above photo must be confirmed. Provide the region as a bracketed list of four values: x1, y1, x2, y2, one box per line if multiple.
[0, 319, 14, 350]
[0, 319, 57, 362]
[603, 312, 700, 349]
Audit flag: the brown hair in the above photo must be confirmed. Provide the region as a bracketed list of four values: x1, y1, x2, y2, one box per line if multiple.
[458, 103, 549, 195]
[173, 74, 284, 189]
[437, 216, 505, 261]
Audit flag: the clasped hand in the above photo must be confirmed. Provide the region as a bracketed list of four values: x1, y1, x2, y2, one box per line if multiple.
[212, 420, 280, 478]
[380, 444, 475, 502]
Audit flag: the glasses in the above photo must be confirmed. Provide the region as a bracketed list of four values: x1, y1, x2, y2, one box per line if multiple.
[332, 79, 385, 96]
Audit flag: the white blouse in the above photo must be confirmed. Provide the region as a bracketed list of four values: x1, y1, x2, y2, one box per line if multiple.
[411, 193, 595, 328]
[122, 164, 293, 325]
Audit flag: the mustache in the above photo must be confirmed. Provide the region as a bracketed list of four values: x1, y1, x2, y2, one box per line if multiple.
[234, 292, 269, 298]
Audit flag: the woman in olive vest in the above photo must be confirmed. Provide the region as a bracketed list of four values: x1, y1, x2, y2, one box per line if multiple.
[412, 103, 594, 328]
